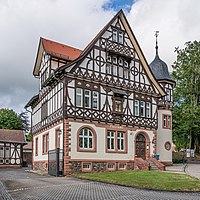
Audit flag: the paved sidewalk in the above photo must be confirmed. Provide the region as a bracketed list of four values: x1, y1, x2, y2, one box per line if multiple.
[185, 164, 200, 179]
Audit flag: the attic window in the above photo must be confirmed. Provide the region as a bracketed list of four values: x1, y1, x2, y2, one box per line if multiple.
[112, 29, 124, 44]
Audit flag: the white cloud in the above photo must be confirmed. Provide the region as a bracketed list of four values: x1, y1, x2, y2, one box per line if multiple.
[127, 0, 200, 71]
[0, 0, 199, 113]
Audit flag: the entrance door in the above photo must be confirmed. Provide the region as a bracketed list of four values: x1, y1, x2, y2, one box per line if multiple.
[136, 134, 146, 160]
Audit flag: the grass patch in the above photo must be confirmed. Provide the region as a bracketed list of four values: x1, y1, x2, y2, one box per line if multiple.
[75, 170, 200, 191]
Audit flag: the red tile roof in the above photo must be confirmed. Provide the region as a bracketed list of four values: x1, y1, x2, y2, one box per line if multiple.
[0, 129, 26, 143]
[42, 38, 82, 61]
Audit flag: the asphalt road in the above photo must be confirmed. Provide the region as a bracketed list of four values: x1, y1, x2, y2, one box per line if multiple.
[0, 168, 200, 200]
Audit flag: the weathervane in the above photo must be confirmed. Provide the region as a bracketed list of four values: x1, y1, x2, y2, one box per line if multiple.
[155, 31, 159, 55]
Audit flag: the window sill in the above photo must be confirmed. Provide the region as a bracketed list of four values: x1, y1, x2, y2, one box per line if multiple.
[106, 150, 127, 154]
[78, 148, 96, 153]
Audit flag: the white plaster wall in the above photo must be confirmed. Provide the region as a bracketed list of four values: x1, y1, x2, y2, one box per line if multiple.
[33, 123, 63, 162]
[157, 110, 172, 162]
[70, 121, 154, 160]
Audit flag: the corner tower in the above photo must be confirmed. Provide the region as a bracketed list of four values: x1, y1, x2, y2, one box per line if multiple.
[149, 32, 175, 165]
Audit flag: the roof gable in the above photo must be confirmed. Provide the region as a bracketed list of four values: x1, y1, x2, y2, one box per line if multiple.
[65, 10, 165, 96]
[33, 38, 82, 76]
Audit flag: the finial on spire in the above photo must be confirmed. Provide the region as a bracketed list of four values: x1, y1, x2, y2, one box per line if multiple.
[155, 31, 159, 55]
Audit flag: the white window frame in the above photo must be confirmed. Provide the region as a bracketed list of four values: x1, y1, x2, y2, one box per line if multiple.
[76, 88, 83, 107]
[106, 56, 112, 74]
[166, 88, 171, 101]
[92, 91, 99, 110]
[0, 145, 4, 158]
[134, 100, 139, 116]
[119, 66, 123, 78]
[140, 101, 145, 117]
[124, 61, 128, 79]
[84, 89, 91, 108]
[107, 131, 115, 150]
[113, 65, 117, 76]
[113, 29, 117, 42]
[106, 63, 111, 74]
[146, 102, 151, 118]
[118, 31, 123, 44]
[117, 132, 124, 151]
[79, 128, 93, 149]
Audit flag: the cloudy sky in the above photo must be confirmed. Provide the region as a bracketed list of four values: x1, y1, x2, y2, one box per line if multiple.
[0, 0, 199, 114]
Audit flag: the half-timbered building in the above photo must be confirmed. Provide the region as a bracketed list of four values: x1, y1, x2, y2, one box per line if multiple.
[0, 129, 27, 167]
[25, 10, 175, 175]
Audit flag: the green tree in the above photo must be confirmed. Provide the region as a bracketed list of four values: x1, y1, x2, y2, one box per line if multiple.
[0, 108, 23, 130]
[172, 40, 200, 153]
[19, 111, 30, 133]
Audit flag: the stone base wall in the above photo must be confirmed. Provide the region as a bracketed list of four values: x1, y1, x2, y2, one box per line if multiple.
[33, 161, 48, 171]
[71, 161, 134, 173]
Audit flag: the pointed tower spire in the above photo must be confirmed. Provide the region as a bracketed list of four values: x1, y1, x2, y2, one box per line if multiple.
[155, 31, 159, 55]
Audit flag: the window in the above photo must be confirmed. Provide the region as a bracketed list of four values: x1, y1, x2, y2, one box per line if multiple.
[41, 101, 48, 120]
[118, 31, 123, 44]
[166, 88, 171, 101]
[146, 102, 151, 118]
[106, 56, 112, 74]
[76, 88, 99, 109]
[118, 163, 126, 170]
[35, 138, 38, 156]
[107, 163, 115, 170]
[134, 100, 139, 116]
[106, 63, 111, 74]
[85, 90, 91, 108]
[92, 91, 98, 110]
[163, 115, 171, 129]
[140, 101, 145, 117]
[5, 147, 10, 158]
[113, 57, 117, 64]
[117, 132, 124, 151]
[165, 142, 171, 151]
[78, 127, 96, 152]
[42, 133, 49, 154]
[114, 99, 123, 112]
[124, 62, 128, 79]
[82, 163, 91, 172]
[113, 65, 117, 76]
[107, 131, 126, 153]
[106, 56, 129, 78]
[112, 29, 124, 44]
[113, 29, 117, 42]
[107, 131, 115, 150]
[76, 88, 83, 107]
[119, 66, 123, 77]
[0, 145, 3, 158]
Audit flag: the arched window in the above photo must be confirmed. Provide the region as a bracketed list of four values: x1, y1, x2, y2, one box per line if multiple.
[77, 127, 96, 152]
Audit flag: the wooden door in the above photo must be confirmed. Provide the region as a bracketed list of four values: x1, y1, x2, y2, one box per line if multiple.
[136, 134, 146, 160]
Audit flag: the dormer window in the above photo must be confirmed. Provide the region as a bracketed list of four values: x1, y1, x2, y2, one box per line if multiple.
[112, 29, 124, 44]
